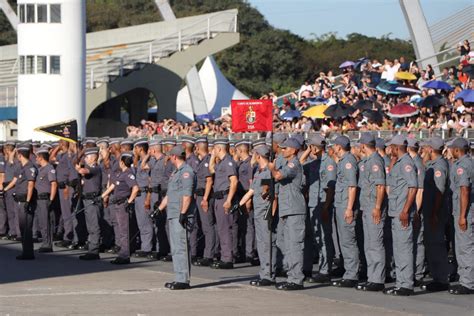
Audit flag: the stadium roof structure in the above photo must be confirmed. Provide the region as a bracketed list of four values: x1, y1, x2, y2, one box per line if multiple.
[176, 55, 248, 121]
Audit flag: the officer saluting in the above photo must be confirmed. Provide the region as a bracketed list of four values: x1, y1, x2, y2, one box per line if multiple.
[101, 152, 139, 265]
[270, 137, 306, 291]
[76, 147, 102, 260]
[12, 143, 38, 260]
[34, 147, 57, 253]
[156, 146, 195, 290]
[447, 138, 474, 295]
[239, 145, 276, 286]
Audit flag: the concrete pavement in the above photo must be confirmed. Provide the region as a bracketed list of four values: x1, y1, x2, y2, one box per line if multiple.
[0, 239, 472, 316]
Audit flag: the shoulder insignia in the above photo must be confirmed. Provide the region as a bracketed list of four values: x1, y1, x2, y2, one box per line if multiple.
[116, 181, 120, 185]
[51, 169, 56, 174]
[360, 165, 365, 172]
[228, 162, 233, 166]
[327, 165, 334, 172]
[434, 170, 442, 178]
[404, 165, 412, 173]
[288, 162, 295, 168]
[129, 174, 135, 180]
[345, 162, 352, 170]
[183, 172, 190, 179]
[457, 168, 464, 176]
[372, 165, 379, 172]
[204, 163, 209, 168]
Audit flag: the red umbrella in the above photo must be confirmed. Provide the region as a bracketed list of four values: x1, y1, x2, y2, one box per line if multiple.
[388, 103, 419, 118]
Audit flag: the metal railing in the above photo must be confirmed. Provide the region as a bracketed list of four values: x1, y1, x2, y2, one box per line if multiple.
[0, 86, 17, 108]
[89, 10, 238, 89]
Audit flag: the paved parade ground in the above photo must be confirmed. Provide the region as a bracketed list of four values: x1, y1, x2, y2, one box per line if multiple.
[0, 240, 472, 316]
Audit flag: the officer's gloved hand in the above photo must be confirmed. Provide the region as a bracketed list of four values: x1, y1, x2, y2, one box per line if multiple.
[24, 201, 33, 214]
[179, 213, 188, 228]
[47, 200, 54, 212]
[94, 196, 103, 205]
[125, 202, 135, 214]
[0, 189, 4, 198]
[229, 203, 240, 215]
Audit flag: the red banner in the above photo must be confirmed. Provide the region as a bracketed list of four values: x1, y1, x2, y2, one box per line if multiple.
[231, 99, 273, 132]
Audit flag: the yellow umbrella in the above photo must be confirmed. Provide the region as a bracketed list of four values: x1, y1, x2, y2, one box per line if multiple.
[302, 105, 328, 119]
[395, 71, 417, 81]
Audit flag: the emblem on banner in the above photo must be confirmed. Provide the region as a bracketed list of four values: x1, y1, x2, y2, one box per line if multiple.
[246, 106, 256, 124]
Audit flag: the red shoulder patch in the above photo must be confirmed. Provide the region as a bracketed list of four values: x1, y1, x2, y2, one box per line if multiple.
[360, 165, 365, 172]
[345, 163, 352, 170]
[372, 165, 379, 172]
[457, 168, 464, 176]
[404, 165, 412, 173]
[327, 165, 334, 172]
[288, 162, 295, 168]
[434, 170, 442, 178]
[183, 172, 190, 179]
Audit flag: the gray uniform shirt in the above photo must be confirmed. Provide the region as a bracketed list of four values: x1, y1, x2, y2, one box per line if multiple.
[111, 168, 137, 200]
[136, 158, 150, 188]
[250, 166, 272, 216]
[450, 154, 473, 217]
[16, 161, 37, 195]
[83, 164, 102, 194]
[213, 154, 237, 192]
[238, 157, 252, 193]
[167, 163, 195, 219]
[387, 153, 418, 217]
[304, 153, 337, 207]
[413, 155, 425, 189]
[196, 154, 211, 190]
[359, 152, 385, 211]
[277, 156, 306, 217]
[335, 152, 358, 210]
[35, 164, 56, 194]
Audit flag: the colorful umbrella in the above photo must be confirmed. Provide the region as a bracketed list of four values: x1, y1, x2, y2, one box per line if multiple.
[353, 99, 374, 111]
[323, 102, 354, 119]
[395, 72, 417, 81]
[339, 61, 355, 69]
[420, 95, 444, 108]
[302, 105, 328, 119]
[301, 97, 328, 106]
[396, 85, 421, 94]
[362, 110, 384, 123]
[455, 89, 474, 103]
[388, 103, 419, 118]
[281, 109, 301, 120]
[422, 80, 453, 90]
[376, 81, 401, 95]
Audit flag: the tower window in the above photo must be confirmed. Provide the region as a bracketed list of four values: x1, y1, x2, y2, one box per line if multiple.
[26, 4, 35, 23]
[50, 4, 61, 23]
[26, 56, 35, 74]
[50, 56, 61, 74]
[37, 4, 48, 23]
[37, 56, 47, 74]
[19, 56, 25, 74]
[18, 5, 25, 23]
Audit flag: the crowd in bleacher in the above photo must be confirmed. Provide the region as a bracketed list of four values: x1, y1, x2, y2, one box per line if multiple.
[127, 40, 473, 138]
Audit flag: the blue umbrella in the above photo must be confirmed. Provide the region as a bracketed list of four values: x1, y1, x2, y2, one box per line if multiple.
[302, 97, 328, 106]
[376, 81, 401, 95]
[455, 89, 474, 103]
[354, 57, 370, 70]
[422, 80, 453, 90]
[281, 110, 301, 120]
[339, 61, 355, 69]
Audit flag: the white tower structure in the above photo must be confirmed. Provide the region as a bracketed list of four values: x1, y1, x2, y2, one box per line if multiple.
[17, 0, 85, 140]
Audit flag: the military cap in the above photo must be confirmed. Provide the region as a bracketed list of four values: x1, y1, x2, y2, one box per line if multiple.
[120, 138, 134, 146]
[83, 137, 98, 145]
[235, 139, 251, 147]
[84, 147, 99, 156]
[180, 136, 196, 145]
[195, 136, 208, 144]
[35, 147, 50, 155]
[96, 138, 109, 147]
[148, 139, 161, 147]
[208, 139, 215, 147]
[32, 141, 41, 147]
[279, 138, 301, 150]
[109, 138, 121, 145]
[229, 140, 236, 148]
[134, 138, 148, 147]
[169, 145, 185, 157]
[273, 133, 287, 144]
[447, 137, 469, 149]
[17, 143, 30, 152]
[254, 145, 271, 158]
[333, 135, 351, 148]
[252, 138, 266, 148]
[307, 134, 326, 146]
[291, 134, 305, 147]
[358, 132, 376, 146]
[386, 135, 407, 146]
[120, 152, 134, 159]
[5, 140, 15, 146]
[41, 142, 53, 149]
[161, 138, 177, 146]
[214, 138, 229, 146]
[407, 138, 419, 148]
[375, 137, 386, 149]
[421, 137, 444, 150]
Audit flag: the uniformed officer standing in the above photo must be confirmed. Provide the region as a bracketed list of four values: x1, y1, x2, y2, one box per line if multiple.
[447, 138, 474, 295]
[331, 136, 360, 288]
[193, 136, 217, 266]
[407, 138, 426, 285]
[156, 146, 195, 290]
[209, 138, 238, 269]
[239, 145, 276, 286]
[270, 137, 306, 291]
[133, 138, 154, 258]
[301, 134, 337, 283]
[384, 135, 418, 296]
[419, 137, 450, 292]
[3, 142, 21, 240]
[235, 139, 257, 264]
[76, 147, 102, 260]
[356, 133, 386, 292]
[12, 143, 37, 260]
[0, 144, 7, 238]
[101, 152, 139, 264]
[34, 147, 57, 253]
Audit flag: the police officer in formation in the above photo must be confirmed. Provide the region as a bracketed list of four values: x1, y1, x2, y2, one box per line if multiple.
[1, 133, 473, 295]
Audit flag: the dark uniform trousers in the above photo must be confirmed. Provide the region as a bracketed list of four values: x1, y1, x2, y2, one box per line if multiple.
[0, 195, 7, 235]
[254, 213, 277, 281]
[214, 195, 235, 263]
[59, 187, 74, 241]
[36, 199, 53, 249]
[423, 213, 449, 284]
[18, 201, 35, 257]
[281, 214, 305, 284]
[151, 192, 170, 254]
[5, 190, 19, 236]
[111, 202, 130, 259]
[84, 199, 101, 254]
[196, 195, 217, 259]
